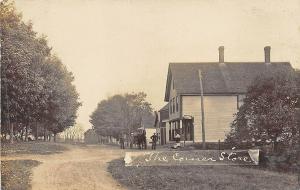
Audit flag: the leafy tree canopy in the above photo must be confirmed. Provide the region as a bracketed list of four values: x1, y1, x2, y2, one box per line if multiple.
[226, 69, 299, 150]
[1, 0, 81, 142]
[90, 92, 154, 138]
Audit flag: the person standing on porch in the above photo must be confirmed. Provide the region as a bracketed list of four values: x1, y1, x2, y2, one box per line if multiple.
[175, 133, 181, 148]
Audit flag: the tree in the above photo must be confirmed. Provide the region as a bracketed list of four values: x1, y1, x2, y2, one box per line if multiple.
[1, 0, 81, 142]
[1, 0, 50, 142]
[41, 56, 81, 141]
[294, 69, 300, 146]
[226, 70, 299, 151]
[90, 92, 154, 139]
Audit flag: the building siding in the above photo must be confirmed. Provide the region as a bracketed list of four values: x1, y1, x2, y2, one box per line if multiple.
[168, 76, 180, 120]
[182, 95, 237, 142]
[159, 110, 169, 121]
[166, 122, 170, 143]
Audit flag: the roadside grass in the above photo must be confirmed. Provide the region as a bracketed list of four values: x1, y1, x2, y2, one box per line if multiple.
[1, 160, 41, 190]
[1, 142, 68, 190]
[1, 141, 68, 156]
[108, 158, 299, 190]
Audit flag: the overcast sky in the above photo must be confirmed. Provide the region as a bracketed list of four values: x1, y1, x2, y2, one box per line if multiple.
[15, 0, 300, 130]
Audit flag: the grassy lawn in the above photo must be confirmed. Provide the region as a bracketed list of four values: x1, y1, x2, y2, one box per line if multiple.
[1, 141, 68, 156]
[108, 159, 299, 190]
[1, 142, 68, 190]
[1, 160, 41, 190]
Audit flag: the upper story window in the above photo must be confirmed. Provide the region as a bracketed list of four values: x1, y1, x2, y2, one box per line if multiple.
[172, 80, 175, 89]
[176, 96, 179, 112]
[172, 97, 175, 113]
[171, 98, 173, 113]
[170, 98, 174, 114]
[169, 96, 179, 114]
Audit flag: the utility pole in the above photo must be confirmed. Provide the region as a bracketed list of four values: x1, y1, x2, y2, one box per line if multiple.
[198, 70, 206, 149]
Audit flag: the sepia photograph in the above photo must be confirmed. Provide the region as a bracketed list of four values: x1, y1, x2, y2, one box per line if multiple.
[1, 0, 300, 189]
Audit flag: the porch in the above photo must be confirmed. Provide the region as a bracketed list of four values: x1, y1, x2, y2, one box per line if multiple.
[167, 116, 194, 142]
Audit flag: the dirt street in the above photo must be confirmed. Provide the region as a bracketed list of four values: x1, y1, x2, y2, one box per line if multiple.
[2, 144, 127, 190]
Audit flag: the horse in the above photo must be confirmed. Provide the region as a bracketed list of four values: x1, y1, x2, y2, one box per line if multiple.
[130, 130, 147, 150]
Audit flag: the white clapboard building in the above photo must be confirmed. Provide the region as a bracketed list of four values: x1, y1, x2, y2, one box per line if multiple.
[159, 46, 294, 144]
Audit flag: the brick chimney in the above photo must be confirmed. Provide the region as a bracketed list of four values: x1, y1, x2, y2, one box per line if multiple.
[219, 46, 224, 63]
[264, 46, 271, 64]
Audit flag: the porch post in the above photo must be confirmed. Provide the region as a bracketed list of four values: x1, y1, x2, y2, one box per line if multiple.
[180, 119, 185, 146]
[166, 122, 170, 142]
[179, 120, 182, 137]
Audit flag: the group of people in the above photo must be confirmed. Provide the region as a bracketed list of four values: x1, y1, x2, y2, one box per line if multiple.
[119, 132, 159, 150]
[119, 131, 182, 150]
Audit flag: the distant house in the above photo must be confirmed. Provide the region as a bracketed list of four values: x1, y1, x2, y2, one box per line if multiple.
[158, 103, 169, 145]
[160, 46, 294, 143]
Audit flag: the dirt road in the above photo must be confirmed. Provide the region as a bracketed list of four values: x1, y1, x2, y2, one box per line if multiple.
[3, 144, 127, 190]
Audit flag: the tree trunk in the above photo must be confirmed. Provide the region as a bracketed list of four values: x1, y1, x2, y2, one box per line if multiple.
[9, 123, 14, 144]
[35, 122, 38, 140]
[44, 126, 47, 141]
[54, 133, 57, 142]
[20, 128, 24, 141]
[272, 137, 278, 153]
[25, 125, 28, 142]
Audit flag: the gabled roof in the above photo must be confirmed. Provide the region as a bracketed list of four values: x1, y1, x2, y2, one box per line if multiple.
[164, 62, 293, 101]
[159, 103, 169, 121]
[159, 103, 169, 112]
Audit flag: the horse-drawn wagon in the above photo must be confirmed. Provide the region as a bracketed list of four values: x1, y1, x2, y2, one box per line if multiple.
[129, 128, 147, 149]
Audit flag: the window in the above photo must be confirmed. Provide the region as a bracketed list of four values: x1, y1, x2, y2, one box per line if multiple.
[176, 96, 179, 112]
[172, 98, 175, 113]
[170, 99, 173, 113]
[172, 80, 175, 89]
[170, 99, 174, 114]
[171, 99, 173, 113]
